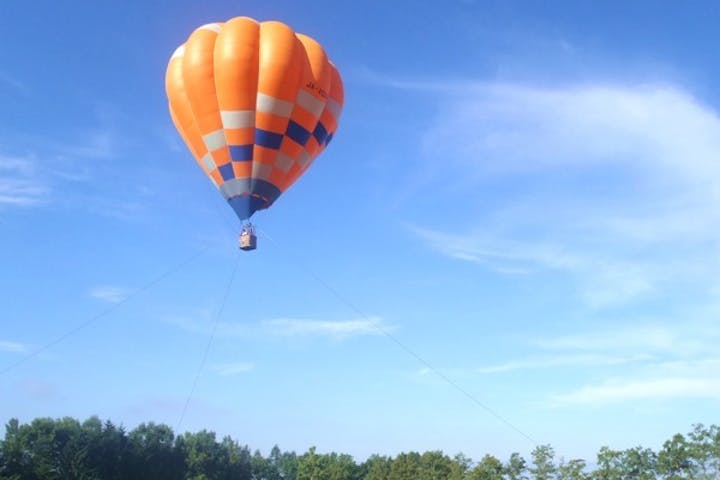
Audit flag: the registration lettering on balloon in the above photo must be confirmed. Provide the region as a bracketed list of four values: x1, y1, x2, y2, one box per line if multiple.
[305, 81, 329, 99]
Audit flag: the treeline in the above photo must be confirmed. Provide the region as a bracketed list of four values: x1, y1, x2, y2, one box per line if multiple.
[1, 417, 719, 479]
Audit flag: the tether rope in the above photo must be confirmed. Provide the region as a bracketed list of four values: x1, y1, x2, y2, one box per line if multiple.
[258, 227, 539, 447]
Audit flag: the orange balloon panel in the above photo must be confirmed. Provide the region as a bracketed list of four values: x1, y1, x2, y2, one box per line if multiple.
[166, 17, 344, 220]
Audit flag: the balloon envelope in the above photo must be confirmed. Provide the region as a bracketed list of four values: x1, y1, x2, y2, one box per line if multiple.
[166, 17, 344, 220]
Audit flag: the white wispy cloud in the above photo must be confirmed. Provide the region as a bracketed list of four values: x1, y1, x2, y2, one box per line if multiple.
[160, 313, 251, 338]
[361, 72, 720, 416]
[0, 97, 136, 214]
[89, 286, 131, 304]
[0, 180, 47, 206]
[163, 313, 391, 341]
[261, 317, 390, 340]
[550, 377, 720, 406]
[0, 126, 119, 210]
[477, 353, 653, 374]
[0, 156, 33, 173]
[56, 130, 118, 160]
[536, 325, 720, 407]
[424, 84, 720, 176]
[535, 322, 720, 357]
[412, 226, 661, 308]
[0, 154, 47, 206]
[401, 81, 720, 308]
[212, 362, 255, 376]
[534, 326, 676, 353]
[0, 340, 29, 353]
[0, 71, 29, 93]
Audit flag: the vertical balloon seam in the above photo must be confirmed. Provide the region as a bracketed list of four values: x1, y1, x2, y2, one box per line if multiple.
[241, 18, 270, 219]
[174, 36, 212, 186]
[183, 25, 231, 200]
[319, 64, 342, 158]
[299, 40, 332, 182]
[280, 27, 305, 195]
[215, 19, 254, 219]
[250, 21, 273, 209]
[278, 35, 329, 193]
[167, 46, 219, 187]
[251, 23, 300, 211]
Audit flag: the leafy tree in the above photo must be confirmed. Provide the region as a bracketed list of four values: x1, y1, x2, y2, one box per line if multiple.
[125, 422, 183, 479]
[296, 446, 320, 480]
[275, 447, 298, 480]
[418, 451, 453, 480]
[529, 445, 555, 480]
[7, 416, 720, 480]
[0, 418, 31, 479]
[221, 436, 252, 480]
[592, 447, 622, 480]
[363, 454, 391, 480]
[6, 420, 27, 478]
[657, 434, 694, 480]
[327, 452, 358, 480]
[388, 452, 421, 480]
[253, 449, 274, 480]
[468, 454, 503, 480]
[2, 417, 89, 480]
[705, 424, 720, 478]
[449, 453, 471, 480]
[505, 452, 527, 480]
[249, 446, 297, 480]
[183, 429, 223, 479]
[83, 418, 128, 479]
[687, 423, 720, 479]
[619, 447, 655, 480]
[556, 458, 587, 480]
[296, 446, 357, 480]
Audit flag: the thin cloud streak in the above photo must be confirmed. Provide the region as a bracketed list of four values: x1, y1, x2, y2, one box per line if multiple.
[89, 286, 131, 304]
[477, 353, 654, 374]
[0, 108, 128, 212]
[539, 333, 720, 407]
[0, 71, 29, 93]
[56, 130, 118, 160]
[535, 326, 676, 353]
[0, 182, 47, 206]
[534, 322, 720, 357]
[160, 314, 251, 338]
[163, 314, 391, 341]
[212, 362, 255, 376]
[0, 127, 119, 210]
[412, 226, 659, 308]
[261, 317, 391, 340]
[549, 377, 720, 406]
[0, 340, 29, 354]
[0, 154, 47, 206]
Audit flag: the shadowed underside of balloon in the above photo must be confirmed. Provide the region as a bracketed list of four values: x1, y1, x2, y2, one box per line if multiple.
[220, 177, 282, 220]
[165, 16, 344, 249]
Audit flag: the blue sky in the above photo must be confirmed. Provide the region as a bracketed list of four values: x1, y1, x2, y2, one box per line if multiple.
[2, 0, 720, 463]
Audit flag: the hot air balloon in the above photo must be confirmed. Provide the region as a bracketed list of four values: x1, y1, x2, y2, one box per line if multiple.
[165, 17, 344, 250]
